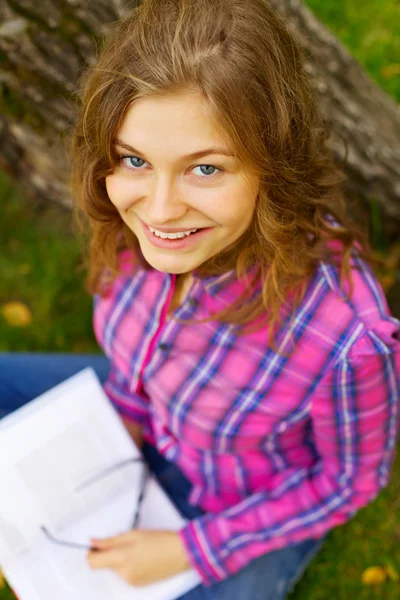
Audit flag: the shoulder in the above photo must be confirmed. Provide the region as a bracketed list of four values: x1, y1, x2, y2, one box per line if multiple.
[92, 249, 145, 348]
[305, 242, 400, 366]
[93, 249, 139, 301]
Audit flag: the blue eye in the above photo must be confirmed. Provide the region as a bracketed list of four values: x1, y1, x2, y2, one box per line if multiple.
[118, 155, 222, 179]
[192, 165, 220, 177]
[120, 156, 148, 169]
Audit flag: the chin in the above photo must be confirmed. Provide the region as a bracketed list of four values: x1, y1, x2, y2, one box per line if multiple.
[159, 266, 193, 275]
[142, 257, 193, 275]
[139, 243, 204, 274]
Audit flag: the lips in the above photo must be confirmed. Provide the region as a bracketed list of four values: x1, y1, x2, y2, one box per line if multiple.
[149, 228, 201, 239]
[147, 225, 203, 234]
[140, 219, 213, 250]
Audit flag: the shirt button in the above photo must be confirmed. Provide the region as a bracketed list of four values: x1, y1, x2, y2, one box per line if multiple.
[159, 343, 169, 351]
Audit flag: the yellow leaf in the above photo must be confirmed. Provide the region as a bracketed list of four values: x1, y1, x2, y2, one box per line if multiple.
[1, 301, 32, 327]
[378, 274, 396, 293]
[381, 64, 400, 79]
[18, 263, 32, 275]
[381, 242, 400, 270]
[0, 569, 6, 588]
[362, 566, 387, 585]
[385, 564, 399, 581]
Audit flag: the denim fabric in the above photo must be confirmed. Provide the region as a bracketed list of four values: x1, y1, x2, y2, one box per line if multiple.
[0, 352, 111, 417]
[0, 352, 326, 599]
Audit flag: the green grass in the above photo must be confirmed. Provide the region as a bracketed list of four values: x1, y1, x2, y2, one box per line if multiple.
[0, 172, 98, 353]
[1, 0, 400, 598]
[304, 0, 400, 103]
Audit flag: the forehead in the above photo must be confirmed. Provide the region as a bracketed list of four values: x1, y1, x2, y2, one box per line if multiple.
[116, 92, 232, 156]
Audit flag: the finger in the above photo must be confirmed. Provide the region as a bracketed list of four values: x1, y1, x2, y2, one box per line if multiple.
[90, 530, 137, 547]
[87, 547, 123, 570]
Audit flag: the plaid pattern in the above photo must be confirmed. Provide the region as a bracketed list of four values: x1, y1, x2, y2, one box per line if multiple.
[93, 246, 400, 586]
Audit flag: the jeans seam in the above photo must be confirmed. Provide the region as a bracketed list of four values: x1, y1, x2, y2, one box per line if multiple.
[286, 538, 326, 594]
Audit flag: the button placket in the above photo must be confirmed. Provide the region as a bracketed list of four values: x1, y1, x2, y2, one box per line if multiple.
[137, 276, 176, 389]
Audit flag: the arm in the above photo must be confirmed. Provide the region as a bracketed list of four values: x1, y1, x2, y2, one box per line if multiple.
[103, 362, 153, 449]
[92, 265, 152, 449]
[179, 338, 400, 586]
[120, 417, 144, 450]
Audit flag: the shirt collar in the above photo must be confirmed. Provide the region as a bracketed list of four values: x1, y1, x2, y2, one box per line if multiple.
[132, 246, 259, 299]
[198, 270, 237, 298]
[193, 264, 261, 299]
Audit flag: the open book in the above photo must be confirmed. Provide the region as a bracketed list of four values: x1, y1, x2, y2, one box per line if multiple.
[0, 368, 201, 600]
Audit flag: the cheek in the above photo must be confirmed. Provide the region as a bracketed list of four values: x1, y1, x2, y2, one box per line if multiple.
[220, 195, 256, 233]
[105, 175, 133, 212]
[105, 175, 118, 204]
[233, 183, 258, 229]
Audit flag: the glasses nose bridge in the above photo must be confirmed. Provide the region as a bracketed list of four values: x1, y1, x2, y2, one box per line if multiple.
[39, 456, 147, 551]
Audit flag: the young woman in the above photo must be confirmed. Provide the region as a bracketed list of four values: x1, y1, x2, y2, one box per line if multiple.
[1, 0, 400, 598]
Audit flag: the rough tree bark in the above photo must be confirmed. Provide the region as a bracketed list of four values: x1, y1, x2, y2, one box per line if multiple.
[0, 0, 399, 240]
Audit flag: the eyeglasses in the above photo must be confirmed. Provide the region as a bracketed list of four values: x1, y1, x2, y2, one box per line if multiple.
[40, 455, 149, 551]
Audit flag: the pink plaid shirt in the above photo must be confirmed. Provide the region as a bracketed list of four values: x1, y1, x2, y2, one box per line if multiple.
[93, 244, 400, 586]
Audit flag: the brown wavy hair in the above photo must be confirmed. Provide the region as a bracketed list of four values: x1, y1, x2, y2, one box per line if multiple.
[71, 0, 382, 352]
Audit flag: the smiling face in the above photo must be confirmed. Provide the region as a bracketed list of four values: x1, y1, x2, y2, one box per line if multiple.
[105, 91, 260, 275]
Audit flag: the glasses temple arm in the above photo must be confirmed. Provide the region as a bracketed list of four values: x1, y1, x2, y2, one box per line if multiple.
[40, 525, 94, 551]
[75, 456, 145, 492]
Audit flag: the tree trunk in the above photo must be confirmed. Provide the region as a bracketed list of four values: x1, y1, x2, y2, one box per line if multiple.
[1, 0, 399, 241]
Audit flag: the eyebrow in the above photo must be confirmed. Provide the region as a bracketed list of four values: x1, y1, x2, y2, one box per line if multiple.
[114, 138, 235, 161]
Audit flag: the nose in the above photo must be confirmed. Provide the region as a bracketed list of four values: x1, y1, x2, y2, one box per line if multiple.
[144, 174, 187, 226]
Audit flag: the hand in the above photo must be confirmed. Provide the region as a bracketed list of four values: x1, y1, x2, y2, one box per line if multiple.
[121, 417, 144, 450]
[87, 529, 191, 587]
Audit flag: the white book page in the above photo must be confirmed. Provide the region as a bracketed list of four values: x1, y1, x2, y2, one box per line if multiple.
[0, 368, 141, 564]
[3, 477, 202, 600]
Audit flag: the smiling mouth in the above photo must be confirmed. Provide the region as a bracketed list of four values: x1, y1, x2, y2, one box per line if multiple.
[148, 228, 203, 239]
[141, 219, 213, 247]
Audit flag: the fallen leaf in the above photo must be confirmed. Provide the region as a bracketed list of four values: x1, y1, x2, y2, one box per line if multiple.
[381, 64, 400, 79]
[1, 301, 32, 327]
[385, 564, 399, 582]
[361, 566, 387, 585]
[385, 243, 400, 270]
[0, 569, 5, 588]
[378, 273, 396, 293]
[18, 263, 32, 275]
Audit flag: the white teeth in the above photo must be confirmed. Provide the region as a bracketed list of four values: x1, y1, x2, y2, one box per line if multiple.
[148, 226, 198, 239]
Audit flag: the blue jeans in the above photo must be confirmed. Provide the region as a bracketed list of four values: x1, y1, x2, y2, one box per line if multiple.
[0, 353, 326, 599]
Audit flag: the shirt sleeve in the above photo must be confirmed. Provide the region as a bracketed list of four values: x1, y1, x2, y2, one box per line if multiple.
[179, 330, 400, 586]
